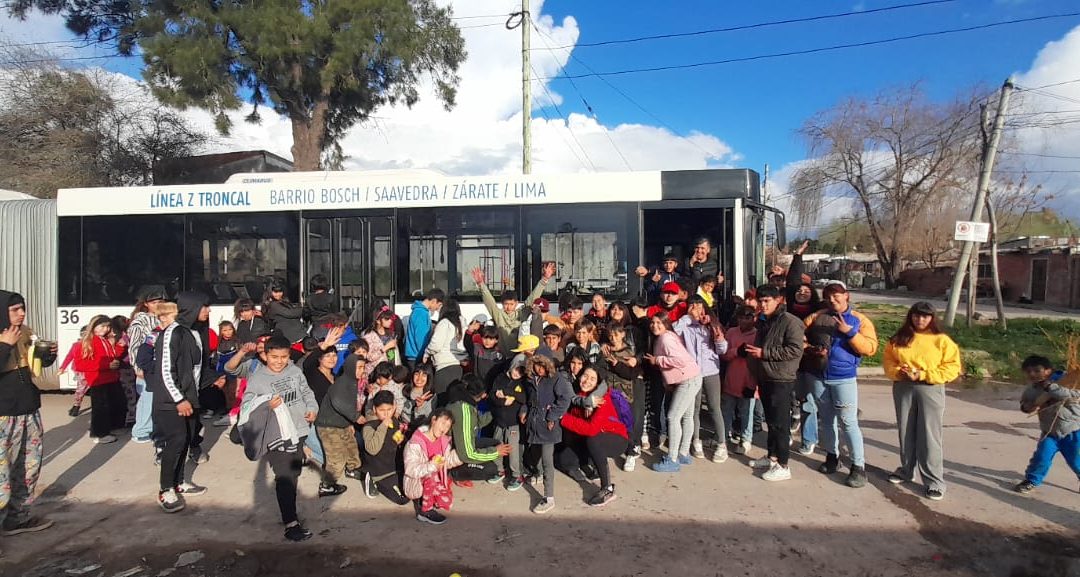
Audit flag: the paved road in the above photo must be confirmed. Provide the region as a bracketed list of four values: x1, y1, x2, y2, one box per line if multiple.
[853, 290, 1079, 321]
[3, 385, 1078, 577]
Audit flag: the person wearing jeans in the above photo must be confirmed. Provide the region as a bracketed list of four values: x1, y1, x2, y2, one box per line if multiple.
[646, 312, 702, 473]
[744, 285, 805, 482]
[802, 282, 878, 488]
[796, 371, 821, 453]
[883, 301, 962, 501]
[674, 296, 730, 463]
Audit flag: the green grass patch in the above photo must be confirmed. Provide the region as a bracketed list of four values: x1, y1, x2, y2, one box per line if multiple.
[852, 303, 1080, 380]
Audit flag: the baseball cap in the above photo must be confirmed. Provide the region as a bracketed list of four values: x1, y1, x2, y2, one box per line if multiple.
[661, 281, 681, 294]
[822, 280, 848, 297]
[533, 297, 550, 313]
[511, 334, 541, 353]
[471, 313, 490, 325]
[662, 253, 678, 263]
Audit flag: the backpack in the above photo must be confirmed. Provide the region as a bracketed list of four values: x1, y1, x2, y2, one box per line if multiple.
[609, 388, 634, 435]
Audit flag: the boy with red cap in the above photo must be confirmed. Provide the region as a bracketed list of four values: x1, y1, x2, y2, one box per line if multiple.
[647, 282, 688, 323]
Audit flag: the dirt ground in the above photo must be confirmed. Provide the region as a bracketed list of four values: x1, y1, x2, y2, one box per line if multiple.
[3, 379, 1078, 577]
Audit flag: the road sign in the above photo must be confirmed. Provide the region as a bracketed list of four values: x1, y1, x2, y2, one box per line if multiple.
[954, 221, 991, 243]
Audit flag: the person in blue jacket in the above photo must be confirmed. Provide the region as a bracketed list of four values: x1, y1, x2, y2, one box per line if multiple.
[404, 289, 444, 368]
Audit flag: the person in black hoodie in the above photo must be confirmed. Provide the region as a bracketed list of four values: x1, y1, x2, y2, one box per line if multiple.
[303, 274, 338, 326]
[489, 358, 527, 491]
[0, 290, 56, 537]
[263, 281, 306, 345]
[150, 292, 213, 513]
[234, 299, 269, 345]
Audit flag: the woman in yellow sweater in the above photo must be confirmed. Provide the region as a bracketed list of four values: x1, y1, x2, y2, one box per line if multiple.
[883, 302, 962, 502]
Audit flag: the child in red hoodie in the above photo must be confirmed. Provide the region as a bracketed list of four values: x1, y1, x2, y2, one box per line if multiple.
[72, 315, 127, 443]
[560, 366, 629, 508]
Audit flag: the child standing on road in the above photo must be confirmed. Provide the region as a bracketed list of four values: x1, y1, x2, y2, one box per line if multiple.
[229, 336, 319, 542]
[1013, 355, 1080, 494]
[313, 353, 366, 498]
[489, 359, 527, 490]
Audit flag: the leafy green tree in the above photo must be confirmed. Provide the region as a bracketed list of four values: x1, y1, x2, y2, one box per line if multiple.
[9, 0, 467, 170]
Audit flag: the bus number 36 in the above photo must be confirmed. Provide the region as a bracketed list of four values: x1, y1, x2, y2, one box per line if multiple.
[60, 310, 81, 326]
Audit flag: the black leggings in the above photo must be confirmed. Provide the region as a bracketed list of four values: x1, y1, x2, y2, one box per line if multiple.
[89, 381, 127, 437]
[155, 408, 198, 492]
[760, 381, 795, 466]
[629, 378, 646, 448]
[558, 430, 628, 489]
[374, 474, 410, 505]
[267, 439, 305, 525]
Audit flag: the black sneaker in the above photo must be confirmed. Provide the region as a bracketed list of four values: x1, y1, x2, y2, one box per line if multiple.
[284, 523, 313, 542]
[580, 464, 599, 481]
[818, 453, 839, 474]
[318, 483, 347, 497]
[416, 509, 447, 525]
[926, 488, 944, 501]
[176, 482, 208, 497]
[1013, 480, 1036, 494]
[344, 468, 362, 481]
[588, 485, 617, 508]
[67, 406, 80, 418]
[189, 447, 209, 465]
[1, 516, 54, 536]
[845, 466, 867, 488]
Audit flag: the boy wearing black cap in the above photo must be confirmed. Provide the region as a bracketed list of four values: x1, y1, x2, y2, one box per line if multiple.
[636, 253, 682, 304]
[0, 290, 57, 538]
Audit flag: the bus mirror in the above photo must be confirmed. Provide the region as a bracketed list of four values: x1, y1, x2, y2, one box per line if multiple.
[773, 212, 787, 248]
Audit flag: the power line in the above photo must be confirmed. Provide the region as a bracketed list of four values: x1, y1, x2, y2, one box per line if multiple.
[1018, 78, 1080, 91]
[539, 12, 1080, 80]
[531, 23, 631, 171]
[1000, 151, 1080, 160]
[529, 60, 597, 171]
[540, 0, 957, 50]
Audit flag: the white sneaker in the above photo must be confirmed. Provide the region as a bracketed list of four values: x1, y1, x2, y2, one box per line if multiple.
[691, 439, 705, 459]
[623, 455, 637, 472]
[749, 457, 774, 469]
[796, 443, 816, 456]
[740, 440, 752, 455]
[92, 435, 117, 444]
[711, 446, 729, 464]
[763, 463, 792, 482]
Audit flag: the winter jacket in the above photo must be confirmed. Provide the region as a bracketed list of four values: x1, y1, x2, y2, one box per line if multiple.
[673, 316, 728, 377]
[447, 398, 499, 464]
[425, 318, 467, 370]
[72, 337, 125, 387]
[265, 300, 306, 343]
[803, 308, 878, 381]
[680, 257, 719, 283]
[404, 301, 432, 362]
[314, 355, 362, 429]
[721, 326, 758, 398]
[479, 278, 551, 356]
[524, 371, 573, 444]
[235, 317, 269, 345]
[0, 290, 55, 416]
[150, 291, 210, 410]
[749, 306, 805, 384]
[304, 292, 337, 324]
[489, 370, 526, 428]
[363, 329, 396, 374]
[234, 358, 318, 439]
[646, 302, 688, 323]
[238, 395, 301, 461]
[643, 270, 681, 304]
[883, 332, 962, 385]
[1020, 378, 1080, 438]
[126, 312, 157, 368]
[471, 345, 506, 388]
[560, 390, 629, 440]
[403, 427, 463, 500]
[650, 331, 701, 386]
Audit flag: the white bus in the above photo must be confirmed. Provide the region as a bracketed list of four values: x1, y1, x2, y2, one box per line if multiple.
[53, 168, 784, 389]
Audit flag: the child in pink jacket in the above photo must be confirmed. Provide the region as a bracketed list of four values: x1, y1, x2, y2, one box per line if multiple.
[721, 306, 759, 454]
[644, 312, 702, 473]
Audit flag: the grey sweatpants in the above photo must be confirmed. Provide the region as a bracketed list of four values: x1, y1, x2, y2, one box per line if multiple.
[493, 425, 522, 478]
[692, 373, 726, 445]
[893, 382, 946, 493]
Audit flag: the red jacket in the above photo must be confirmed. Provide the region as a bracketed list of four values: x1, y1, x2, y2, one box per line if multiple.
[72, 337, 126, 387]
[647, 301, 687, 323]
[560, 390, 628, 440]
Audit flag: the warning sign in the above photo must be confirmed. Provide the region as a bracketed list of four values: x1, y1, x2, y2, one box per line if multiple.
[954, 221, 991, 243]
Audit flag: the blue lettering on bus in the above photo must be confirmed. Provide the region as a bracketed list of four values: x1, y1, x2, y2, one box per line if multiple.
[197, 190, 251, 207]
[320, 187, 363, 204]
[513, 182, 547, 199]
[270, 189, 316, 206]
[150, 191, 187, 209]
[372, 185, 440, 203]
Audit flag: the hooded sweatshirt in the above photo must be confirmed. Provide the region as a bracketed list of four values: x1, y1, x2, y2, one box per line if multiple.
[0, 291, 54, 416]
[234, 355, 319, 439]
[404, 301, 432, 362]
[150, 291, 210, 410]
[315, 354, 362, 429]
[235, 317, 269, 345]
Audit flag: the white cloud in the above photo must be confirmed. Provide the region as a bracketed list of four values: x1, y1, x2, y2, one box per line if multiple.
[55, 0, 739, 175]
[1010, 23, 1080, 219]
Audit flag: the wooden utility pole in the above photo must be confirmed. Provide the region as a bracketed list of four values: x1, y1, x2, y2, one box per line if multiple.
[520, 0, 532, 174]
[945, 77, 1014, 326]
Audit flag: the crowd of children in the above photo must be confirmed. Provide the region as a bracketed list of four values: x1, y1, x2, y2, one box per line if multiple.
[35, 238, 1077, 545]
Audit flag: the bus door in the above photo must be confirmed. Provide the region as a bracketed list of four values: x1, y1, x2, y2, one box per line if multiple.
[303, 215, 395, 325]
[641, 206, 736, 303]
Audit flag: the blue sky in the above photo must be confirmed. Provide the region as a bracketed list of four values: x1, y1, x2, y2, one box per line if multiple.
[537, 0, 1080, 177]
